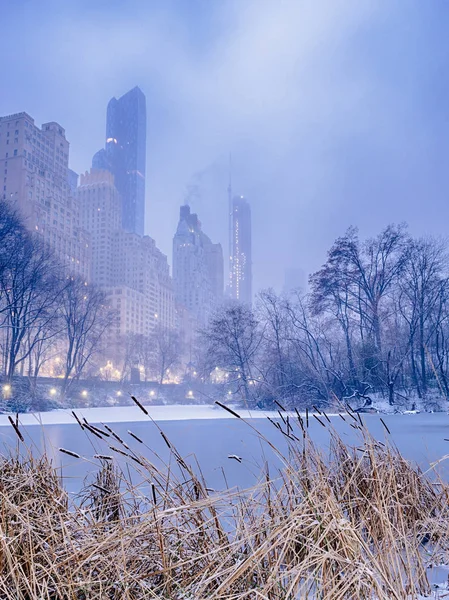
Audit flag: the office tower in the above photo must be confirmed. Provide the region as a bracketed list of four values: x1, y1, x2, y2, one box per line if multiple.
[0, 112, 90, 280]
[172, 205, 223, 327]
[92, 87, 146, 235]
[77, 169, 175, 346]
[229, 195, 252, 305]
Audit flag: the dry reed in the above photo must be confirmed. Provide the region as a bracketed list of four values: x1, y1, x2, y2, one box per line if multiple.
[0, 405, 448, 599]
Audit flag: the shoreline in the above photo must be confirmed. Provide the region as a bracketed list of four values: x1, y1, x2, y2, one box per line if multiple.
[0, 402, 431, 427]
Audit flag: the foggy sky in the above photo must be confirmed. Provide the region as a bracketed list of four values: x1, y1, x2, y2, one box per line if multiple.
[1, 0, 449, 293]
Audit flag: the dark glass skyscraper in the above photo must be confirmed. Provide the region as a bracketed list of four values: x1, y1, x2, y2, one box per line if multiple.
[93, 86, 146, 235]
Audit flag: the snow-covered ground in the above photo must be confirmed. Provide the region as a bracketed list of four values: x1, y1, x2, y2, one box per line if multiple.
[0, 403, 300, 426]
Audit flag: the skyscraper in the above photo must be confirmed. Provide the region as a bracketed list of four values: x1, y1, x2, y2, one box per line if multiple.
[0, 112, 90, 280]
[229, 195, 252, 305]
[93, 86, 146, 235]
[77, 169, 175, 338]
[173, 205, 223, 326]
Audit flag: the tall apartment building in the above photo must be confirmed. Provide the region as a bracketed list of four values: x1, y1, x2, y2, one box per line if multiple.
[92, 87, 146, 235]
[229, 195, 252, 305]
[0, 112, 90, 280]
[173, 205, 223, 327]
[77, 169, 121, 287]
[77, 169, 175, 355]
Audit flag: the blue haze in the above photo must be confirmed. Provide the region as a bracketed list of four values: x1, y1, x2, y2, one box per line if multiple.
[1, 1, 449, 291]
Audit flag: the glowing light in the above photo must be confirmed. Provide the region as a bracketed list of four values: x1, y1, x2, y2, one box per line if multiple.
[228, 390, 232, 395]
[154, 313, 158, 318]
[187, 390, 193, 397]
[150, 390, 155, 397]
[116, 391, 122, 396]
[81, 390, 88, 397]
[3, 384, 11, 392]
[50, 388, 57, 395]
[106, 137, 117, 144]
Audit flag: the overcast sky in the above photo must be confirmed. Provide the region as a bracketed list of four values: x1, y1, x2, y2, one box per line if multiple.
[1, 0, 449, 293]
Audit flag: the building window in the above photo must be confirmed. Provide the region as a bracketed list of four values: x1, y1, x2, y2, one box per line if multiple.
[13, 150, 17, 156]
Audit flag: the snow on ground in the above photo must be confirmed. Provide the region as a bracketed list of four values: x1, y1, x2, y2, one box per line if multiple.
[0, 404, 303, 426]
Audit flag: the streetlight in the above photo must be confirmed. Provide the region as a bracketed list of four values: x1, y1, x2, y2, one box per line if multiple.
[81, 390, 88, 397]
[50, 388, 57, 395]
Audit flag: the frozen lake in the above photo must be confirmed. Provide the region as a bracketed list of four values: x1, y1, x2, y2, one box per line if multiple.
[1, 405, 449, 494]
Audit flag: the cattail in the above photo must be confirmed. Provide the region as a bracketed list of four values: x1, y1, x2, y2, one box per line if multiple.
[109, 445, 129, 458]
[278, 410, 287, 425]
[8, 416, 24, 442]
[312, 405, 322, 415]
[313, 414, 327, 428]
[131, 395, 149, 415]
[151, 482, 157, 505]
[380, 418, 391, 435]
[267, 416, 281, 430]
[295, 408, 305, 432]
[72, 411, 84, 430]
[83, 423, 103, 440]
[92, 483, 110, 494]
[128, 430, 143, 444]
[274, 399, 286, 412]
[104, 424, 125, 445]
[228, 454, 242, 463]
[322, 410, 331, 423]
[306, 407, 309, 428]
[94, 454, 113, 461]
[88, 424, 110, 437]
[160, 431, 171, 449]
[215, 401, 241, 419]
[59, 448, 80, 459]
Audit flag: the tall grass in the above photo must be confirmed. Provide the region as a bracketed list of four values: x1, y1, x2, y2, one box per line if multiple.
[0, 405, 448, 599]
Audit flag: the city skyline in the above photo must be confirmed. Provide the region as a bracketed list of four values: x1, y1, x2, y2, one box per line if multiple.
[2, 2, 449, 295]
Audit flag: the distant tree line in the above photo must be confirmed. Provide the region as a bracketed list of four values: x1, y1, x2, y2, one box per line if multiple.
[0, 200, 113, 409]
[200, 224, 449, 409]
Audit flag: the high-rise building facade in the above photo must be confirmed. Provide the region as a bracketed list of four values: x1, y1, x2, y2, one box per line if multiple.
[92, 87, 146, 235]
[0, 112, 90, 280]
[77, 169, 121, 287]
[173, 205, 223, 327]
[229, 195, 252, 305]
[77, 169, 175, 353]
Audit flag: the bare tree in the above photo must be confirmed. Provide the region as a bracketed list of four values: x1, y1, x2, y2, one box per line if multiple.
[59, 278, 114, 395]
[201, 303, 263, 405]
[147, 325, 182, 384]
[398, 237, 448, 396]
[0, 236, 63, 381]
